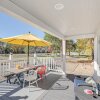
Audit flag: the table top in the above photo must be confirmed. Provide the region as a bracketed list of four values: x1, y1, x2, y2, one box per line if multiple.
[9, 64, 43, 74]
[74, 77, 100, 100]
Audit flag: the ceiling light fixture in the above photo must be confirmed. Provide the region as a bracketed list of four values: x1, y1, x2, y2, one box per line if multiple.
[55, 3, 64, 10]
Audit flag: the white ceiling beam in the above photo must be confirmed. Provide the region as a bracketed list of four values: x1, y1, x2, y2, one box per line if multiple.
[65, 33, 94, 40]
[0, 0, 64, 39]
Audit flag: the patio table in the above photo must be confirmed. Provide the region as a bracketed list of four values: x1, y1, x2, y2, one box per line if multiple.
[5, 65, 43, 86]
[74, 77, 100, 100]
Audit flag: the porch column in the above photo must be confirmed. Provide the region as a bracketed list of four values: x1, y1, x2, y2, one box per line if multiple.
[8, 52, 13, 70]
[94, 35, 100, 75]
[94, 36, 98, 62]
[93, 35, 100, 83]
[62, 39, 66, 73]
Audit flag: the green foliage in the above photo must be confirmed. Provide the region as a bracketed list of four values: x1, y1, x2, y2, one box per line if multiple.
[66, 40, 75, 55]
[76, 38, 94, 59]
[0, 43, 25, 54]
[24, 46, 28, 54]
[76, 39, 87, 55]
[85, 38, 94, 60]
[44, 32, 75, 55]
[44, 32, 61, 53]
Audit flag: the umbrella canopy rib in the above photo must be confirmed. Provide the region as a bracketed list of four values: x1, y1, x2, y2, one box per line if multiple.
[31, 40, 37, 46]
[3, 39, 17, 43]
[41, 41, 50, 46]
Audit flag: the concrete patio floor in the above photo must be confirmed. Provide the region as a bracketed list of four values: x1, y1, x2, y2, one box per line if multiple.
[0, 72, 75, 100]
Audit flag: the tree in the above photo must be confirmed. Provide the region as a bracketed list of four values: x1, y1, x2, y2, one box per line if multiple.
[66, 40, 75, 56]
[44, 33, 76, 55]
[44, 32, 61, 53]
[76, 39, 88, 55]
[86, 38, 94, 60]
[76, 38, 94, 60]
[3, 43, 25, 54]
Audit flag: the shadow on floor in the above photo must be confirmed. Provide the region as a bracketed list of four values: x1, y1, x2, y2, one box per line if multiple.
[37, 73, 61, 90]
[66, 74, 75, 82]
[0, 95, 28, 100]
[0, 72, 62, 100]
[66, 73, 89, 83]
[37, 74, 75, 100]
[0, 85, 22, 100]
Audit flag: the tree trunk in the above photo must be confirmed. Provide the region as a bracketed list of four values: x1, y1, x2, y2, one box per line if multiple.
[91, 48, 94, 60]
[78, 51, 80, 56]
[69, 49, 70, 56]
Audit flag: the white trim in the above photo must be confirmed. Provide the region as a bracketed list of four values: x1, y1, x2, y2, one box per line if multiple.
[65, 33, 94, 40]
[0, 0, 64, 39]
[62, 40, 66, 56]
[94, 36, 97, 61]
[62, 40, 66, 73]
[94, 35, 100, 77]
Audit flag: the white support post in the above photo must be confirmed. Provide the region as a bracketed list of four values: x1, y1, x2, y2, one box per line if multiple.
[93, 35, 100, 83]
[8, 52, 13, 71]
[62, 39, 66, 74]
[94, 36, 98, 62]
[34, 53, 37, 65]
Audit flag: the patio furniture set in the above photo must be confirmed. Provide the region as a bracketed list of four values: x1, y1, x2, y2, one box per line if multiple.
[3, 64, 47, 88]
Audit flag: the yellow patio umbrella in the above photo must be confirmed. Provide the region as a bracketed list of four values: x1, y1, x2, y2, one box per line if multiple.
[0, 33, 51, 65]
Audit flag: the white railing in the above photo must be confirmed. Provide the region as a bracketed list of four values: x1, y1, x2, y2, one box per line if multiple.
[0, 57, 63, 76]
[31, 57, 63, 71]
[0, 60, 10, 76]
[0, 58, 28, 76]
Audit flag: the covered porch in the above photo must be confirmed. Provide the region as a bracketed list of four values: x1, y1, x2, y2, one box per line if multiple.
[0, 0, 98, 76]
[0, 0, 100, 100]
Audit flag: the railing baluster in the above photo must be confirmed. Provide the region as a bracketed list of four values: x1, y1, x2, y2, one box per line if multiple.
[0, 56, 63, 76]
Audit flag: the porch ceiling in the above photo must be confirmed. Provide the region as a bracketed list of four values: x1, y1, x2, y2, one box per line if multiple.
[0, 0, 100, 39]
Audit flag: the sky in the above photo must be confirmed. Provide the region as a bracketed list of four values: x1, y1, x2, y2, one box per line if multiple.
[0, 12, 45, 39]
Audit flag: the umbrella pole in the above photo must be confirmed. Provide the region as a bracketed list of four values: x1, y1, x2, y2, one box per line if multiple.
[27, 43, 29, 66]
